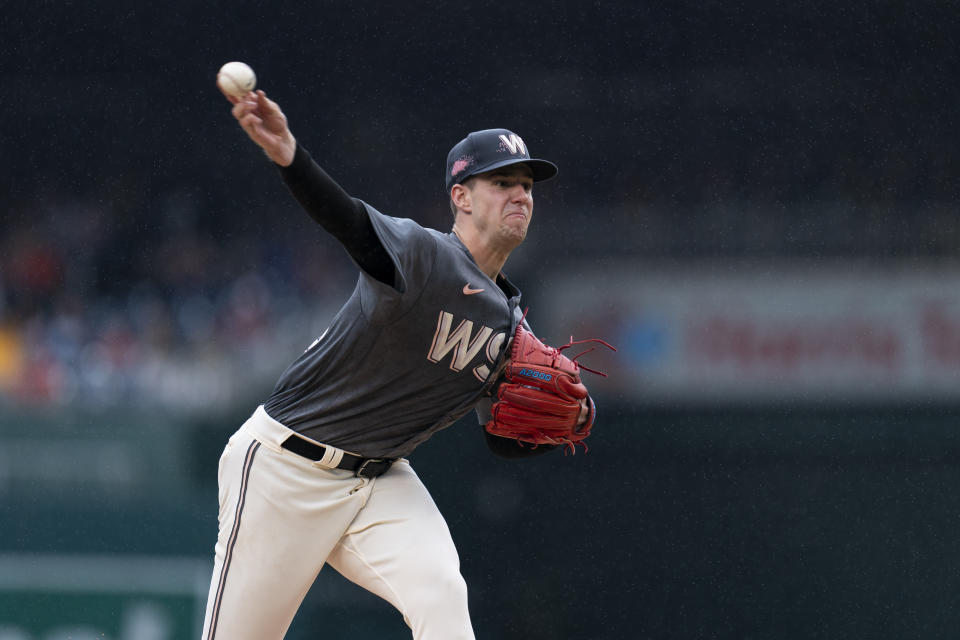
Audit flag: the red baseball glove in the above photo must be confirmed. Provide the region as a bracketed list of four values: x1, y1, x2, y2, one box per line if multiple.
[485, 320, 614, 452]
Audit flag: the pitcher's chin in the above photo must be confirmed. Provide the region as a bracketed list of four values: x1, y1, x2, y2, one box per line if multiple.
[498, 220, 528, 246]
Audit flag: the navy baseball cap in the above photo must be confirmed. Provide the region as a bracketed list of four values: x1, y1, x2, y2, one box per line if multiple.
[445, 128, 558, 192]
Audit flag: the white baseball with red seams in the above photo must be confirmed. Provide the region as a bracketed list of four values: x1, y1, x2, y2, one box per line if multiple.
[217, 61, 257, 97]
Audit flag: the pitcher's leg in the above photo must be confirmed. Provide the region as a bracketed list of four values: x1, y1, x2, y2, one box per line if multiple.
[326, 461, 474, 640]
[201, 429, 366, 639]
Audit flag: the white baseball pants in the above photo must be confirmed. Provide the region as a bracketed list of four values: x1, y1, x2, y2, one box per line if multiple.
[200, 406, 475, 639]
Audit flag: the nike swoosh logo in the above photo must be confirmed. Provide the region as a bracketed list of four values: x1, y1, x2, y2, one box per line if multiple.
[462, 284, 485, 295]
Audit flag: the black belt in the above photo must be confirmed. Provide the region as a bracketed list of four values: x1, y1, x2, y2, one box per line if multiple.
[280, 435, 394, 478]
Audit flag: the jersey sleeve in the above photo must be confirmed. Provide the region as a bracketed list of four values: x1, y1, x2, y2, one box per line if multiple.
[356, 202, 439, 319]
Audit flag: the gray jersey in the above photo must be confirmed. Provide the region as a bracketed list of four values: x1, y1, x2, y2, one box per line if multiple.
[264, 203, 522, 459]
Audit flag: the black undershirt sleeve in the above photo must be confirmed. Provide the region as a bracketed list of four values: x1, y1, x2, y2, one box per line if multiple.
[276, 144, 395, 286]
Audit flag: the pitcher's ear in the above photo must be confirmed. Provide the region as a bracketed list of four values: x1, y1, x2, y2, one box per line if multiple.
[451, 183, 472, 213]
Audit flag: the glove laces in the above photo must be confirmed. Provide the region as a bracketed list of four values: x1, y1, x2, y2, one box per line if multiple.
[557, 337, 617, 376]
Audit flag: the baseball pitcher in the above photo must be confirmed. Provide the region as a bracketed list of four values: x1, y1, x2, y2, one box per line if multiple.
[202, 77, 610, 639]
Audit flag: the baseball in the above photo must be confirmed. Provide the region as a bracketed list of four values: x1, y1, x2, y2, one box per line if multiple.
[217, 61, 257, 97]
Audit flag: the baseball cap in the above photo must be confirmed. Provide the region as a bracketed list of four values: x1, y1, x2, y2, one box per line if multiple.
[445, 128, 558, 192]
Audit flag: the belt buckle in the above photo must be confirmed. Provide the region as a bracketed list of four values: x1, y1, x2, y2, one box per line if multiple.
[356, 458, 392, 478]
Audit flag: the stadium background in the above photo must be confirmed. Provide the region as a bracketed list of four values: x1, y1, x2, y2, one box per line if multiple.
[2, 1, 960, 638]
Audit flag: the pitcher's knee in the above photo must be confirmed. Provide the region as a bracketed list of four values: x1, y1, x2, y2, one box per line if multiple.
[405, 569, 470, 621]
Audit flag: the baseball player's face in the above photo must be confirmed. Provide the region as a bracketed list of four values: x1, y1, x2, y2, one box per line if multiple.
[465, 165, 534, 246]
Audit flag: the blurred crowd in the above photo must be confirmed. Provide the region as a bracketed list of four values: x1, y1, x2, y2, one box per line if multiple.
[3, 158, 955, 412]
[0, 185, 358, 411]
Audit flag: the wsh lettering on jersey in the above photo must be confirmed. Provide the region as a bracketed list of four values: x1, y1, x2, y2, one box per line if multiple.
[428, 311, 505, 381]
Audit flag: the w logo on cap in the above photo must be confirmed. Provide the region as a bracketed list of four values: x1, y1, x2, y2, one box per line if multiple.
[498, 133, 527, 155]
